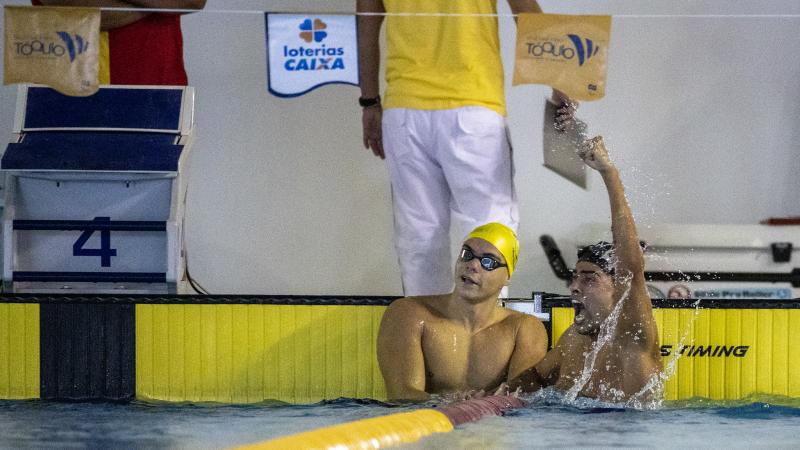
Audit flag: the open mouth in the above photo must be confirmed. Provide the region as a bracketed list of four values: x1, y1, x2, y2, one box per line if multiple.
[573, 301, 586, 324]
[461, 275, 478, 286]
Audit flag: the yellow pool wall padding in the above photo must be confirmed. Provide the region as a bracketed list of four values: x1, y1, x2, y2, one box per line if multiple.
[136, 304, 387, 404]
[234, 409, 453, 450]
[551, 307, 800, 400]
[1, 302, 797, 403]
[0, 303, 40, 399]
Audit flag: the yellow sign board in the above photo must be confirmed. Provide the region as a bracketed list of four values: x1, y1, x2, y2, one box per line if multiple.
[514, 13, 611, 101]
[4, 6, 100, 96]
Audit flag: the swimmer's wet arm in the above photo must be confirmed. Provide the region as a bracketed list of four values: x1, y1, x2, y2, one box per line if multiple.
[508, 340, 562, 392]
[507, 315, 548, 382]
[376, 299, 429, 401]
[580, 138, 643, 281]
[592, 139, 658, 342]
[604, 173, 644, 282]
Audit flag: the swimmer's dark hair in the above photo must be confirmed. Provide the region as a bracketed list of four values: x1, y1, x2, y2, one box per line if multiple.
[577, 241, 615, 274]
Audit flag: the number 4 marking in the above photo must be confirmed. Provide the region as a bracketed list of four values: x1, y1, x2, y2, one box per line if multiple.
[73, 217, 117, 267]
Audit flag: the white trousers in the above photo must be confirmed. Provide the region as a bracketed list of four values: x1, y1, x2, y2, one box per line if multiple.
[383, 107, 519, 296]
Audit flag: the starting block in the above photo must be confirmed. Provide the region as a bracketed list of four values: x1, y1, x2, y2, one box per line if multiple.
[1, 85, 195, 294]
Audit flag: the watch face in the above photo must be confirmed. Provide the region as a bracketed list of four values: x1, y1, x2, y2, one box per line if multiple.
[359, 97, 380, 107]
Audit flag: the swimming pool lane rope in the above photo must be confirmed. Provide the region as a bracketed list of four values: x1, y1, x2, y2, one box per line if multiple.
[234, 394, 525, 449]
[88, 7, 800, 19]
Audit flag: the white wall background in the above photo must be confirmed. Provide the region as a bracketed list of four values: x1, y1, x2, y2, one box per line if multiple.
[1, 0, 798, 297]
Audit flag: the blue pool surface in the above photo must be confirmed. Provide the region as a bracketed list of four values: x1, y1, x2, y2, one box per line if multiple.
[1, 392, 799, 449]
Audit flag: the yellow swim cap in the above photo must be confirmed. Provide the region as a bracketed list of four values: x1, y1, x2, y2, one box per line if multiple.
[465, 222, 520, 277]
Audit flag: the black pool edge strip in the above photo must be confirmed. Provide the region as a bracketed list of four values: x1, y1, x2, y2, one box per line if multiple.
[0, 294, 399, 306]
[540, 296, 800, 309]
[0, 293, 797, 308]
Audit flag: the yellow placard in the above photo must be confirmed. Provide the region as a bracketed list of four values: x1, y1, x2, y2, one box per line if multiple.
[513, 13, 611, 101]
[4, 6, 100, 96]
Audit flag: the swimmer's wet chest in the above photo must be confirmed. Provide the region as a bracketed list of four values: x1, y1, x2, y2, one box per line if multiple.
[421, 320, 516, 387]
[557, 339, 654, 397]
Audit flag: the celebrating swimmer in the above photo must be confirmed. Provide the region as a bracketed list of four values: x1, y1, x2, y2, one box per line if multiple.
[377, 223, 548, 401]
[510, 137, 661, 403]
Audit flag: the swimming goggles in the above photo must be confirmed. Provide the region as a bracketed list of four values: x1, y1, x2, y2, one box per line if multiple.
[459, 246, 507, 272]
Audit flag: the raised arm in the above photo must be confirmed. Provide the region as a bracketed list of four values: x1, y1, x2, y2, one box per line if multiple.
[376, 299, 429, 401]
[579, 137, 657, 344]
[357, 0, 385, 159]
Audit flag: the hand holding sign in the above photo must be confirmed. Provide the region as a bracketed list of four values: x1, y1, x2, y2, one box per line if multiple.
[551, 89, 579, 131]
[520, 14, 611, 188]
[542, 99, 589, 189]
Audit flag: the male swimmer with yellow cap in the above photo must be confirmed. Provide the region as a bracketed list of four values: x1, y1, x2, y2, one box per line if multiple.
[377, 223, 548, 401]
[510, 137, 661, 404]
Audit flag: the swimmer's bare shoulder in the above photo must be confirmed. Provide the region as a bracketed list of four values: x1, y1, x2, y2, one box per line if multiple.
[376, 297, 438, 401]
[379, 296, 439, 336]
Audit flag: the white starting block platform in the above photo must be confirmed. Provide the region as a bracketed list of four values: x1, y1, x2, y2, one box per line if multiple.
[576, 223, 800, 300]
[1, 85, 195, 294]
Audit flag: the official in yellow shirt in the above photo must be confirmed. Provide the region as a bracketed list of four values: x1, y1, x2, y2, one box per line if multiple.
[357, 0, 573, 295]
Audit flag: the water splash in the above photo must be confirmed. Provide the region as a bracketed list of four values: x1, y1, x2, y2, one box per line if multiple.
[524, 386, 629, 412]
[627, 297, 703, 409]
[563, 281, 631, 403]
[558, 264, 705, 410]
[552, 117, 711, 411]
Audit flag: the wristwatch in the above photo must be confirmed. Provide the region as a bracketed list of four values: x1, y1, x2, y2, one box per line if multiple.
[358, 96, 381, 108]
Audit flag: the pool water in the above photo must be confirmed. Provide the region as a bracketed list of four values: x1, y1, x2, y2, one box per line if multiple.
[2, 391, 799, 449]
[411, 392, 800, 449]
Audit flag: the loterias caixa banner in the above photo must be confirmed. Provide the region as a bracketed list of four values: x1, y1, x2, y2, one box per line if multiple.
[266, 14, 359, 98]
